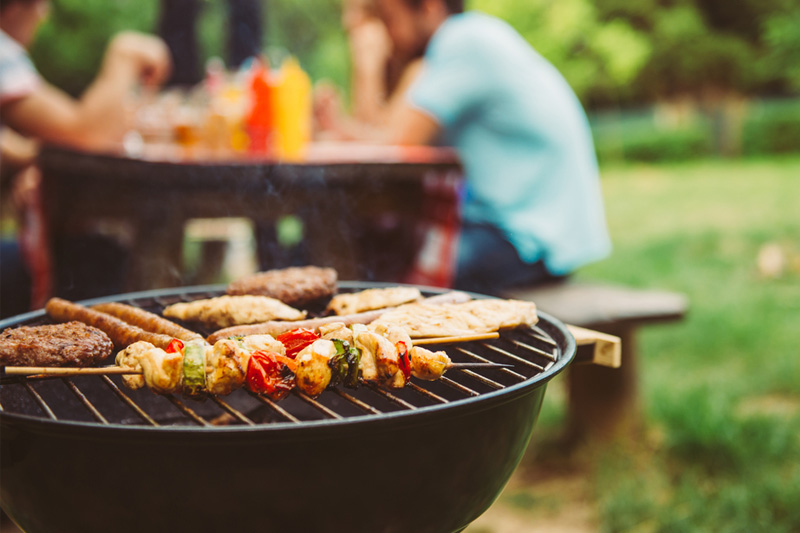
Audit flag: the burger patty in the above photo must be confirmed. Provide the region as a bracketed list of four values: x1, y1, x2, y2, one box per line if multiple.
[0, 321, 114, 367]
[226, 266, 338, 307]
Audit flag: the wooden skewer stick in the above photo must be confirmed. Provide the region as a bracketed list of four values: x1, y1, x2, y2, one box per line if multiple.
[3, 360, 513, 379]
[3, 366, 141, 377]
[414, 332, 500, 345]
[448, 362, 512, 369]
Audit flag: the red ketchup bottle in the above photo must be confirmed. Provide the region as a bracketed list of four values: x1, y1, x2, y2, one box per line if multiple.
[246, 59, 274, 156]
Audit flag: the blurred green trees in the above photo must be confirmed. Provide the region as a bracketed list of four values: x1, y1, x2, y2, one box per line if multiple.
[472, 0, 800, 107]
[29, 0, 348, 98]
[29, 0, 799, 106]
[30, 0, 159, 96]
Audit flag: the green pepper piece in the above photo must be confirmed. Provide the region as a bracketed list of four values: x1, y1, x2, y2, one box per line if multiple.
[328, 339, 350, 388]
[183, 341, 206, 398]
[344, 345, 361, 389]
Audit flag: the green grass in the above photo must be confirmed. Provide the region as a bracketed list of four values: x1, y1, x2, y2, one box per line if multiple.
[574, 156, 800, 532]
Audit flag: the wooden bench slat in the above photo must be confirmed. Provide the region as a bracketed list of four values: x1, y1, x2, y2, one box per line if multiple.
[503, 281, 688, 328]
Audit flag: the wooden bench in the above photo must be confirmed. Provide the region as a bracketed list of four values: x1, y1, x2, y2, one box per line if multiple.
[501, 281, 689, 442]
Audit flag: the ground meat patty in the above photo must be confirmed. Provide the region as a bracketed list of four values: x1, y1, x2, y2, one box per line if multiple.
[0, 321, 114, 367]
[226, 266, 337, 307]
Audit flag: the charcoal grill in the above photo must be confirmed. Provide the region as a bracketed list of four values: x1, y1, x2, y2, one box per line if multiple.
[0, 282, 576, 533]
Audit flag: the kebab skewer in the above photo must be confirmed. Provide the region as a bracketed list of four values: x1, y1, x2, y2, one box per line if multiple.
[113, 324, 495, 399]
[5, 325, 507, 398]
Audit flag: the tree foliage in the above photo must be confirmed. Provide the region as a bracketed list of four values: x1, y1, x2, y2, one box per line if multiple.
[762, 5, 800, 91]
[24, 0, 800, 107]
[471, 0, 652, 106]
[469, 0, 799, 107]
[28, 0, 348, 97]
[30, 0, 159, 96]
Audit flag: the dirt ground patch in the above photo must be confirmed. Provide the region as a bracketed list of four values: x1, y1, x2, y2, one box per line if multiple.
[466, 460, 599, 533]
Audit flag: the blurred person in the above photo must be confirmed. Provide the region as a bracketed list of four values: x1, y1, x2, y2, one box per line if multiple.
[1, 1, 170, 149]
[366, 0, 612, 294]
[0, 0, 171, 315]
[314, 0, 423, 140]
[343, 0, 393, 124]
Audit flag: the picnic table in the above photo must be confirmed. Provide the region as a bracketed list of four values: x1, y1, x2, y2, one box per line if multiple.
[37, 143, 462, 294]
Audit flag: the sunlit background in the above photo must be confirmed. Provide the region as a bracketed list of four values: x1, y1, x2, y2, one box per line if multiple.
[9, 0, 800, 531]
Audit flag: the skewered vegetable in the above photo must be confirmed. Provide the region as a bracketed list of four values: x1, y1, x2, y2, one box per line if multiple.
[246, 351, 297, 399]
[276, 328, 320, 358]
[182, 341, 207, 398]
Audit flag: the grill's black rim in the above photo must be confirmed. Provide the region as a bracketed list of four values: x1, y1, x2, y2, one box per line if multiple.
[0, 283, 576, 437]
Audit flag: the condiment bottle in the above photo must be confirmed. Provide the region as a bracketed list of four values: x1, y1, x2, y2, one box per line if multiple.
[274, 57, 311, 161]
[245, 59, 275, 156]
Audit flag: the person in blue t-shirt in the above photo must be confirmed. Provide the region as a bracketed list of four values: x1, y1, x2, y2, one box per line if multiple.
[372, 0, 612, 295]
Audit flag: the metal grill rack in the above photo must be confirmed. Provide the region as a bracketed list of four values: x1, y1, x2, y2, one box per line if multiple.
[0, 285, 568, 429]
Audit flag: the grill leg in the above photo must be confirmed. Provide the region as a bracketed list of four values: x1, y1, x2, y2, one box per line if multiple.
[566, 325, 642, 443]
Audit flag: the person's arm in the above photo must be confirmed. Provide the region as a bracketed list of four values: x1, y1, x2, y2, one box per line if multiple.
[348, 20, 391, 124]
[0, 127, 38, 170]
[313, 59, 440, 145]
[0, 32, 170, 151]
[387, 103, 441, 146]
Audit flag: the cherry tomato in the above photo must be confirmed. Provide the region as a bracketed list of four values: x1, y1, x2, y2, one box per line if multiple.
[246, 351, 296, 399]
[276, 328, 320, 358]
[165, 338, 184, 354]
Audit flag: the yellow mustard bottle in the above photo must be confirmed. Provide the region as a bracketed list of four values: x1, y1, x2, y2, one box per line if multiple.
[274, 57, 312, 161]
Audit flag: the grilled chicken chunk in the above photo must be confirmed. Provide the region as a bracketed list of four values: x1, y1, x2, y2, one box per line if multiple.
[326, 287, 422, 316]
[408, 346, 450, 381]
[139, 347, 183, 394]
[351, 324, 377, 382]
[295, 339, 337, 397]
[115, 341, 148, 390]
[370, 323, 412, 350]
[164, 295, 306, 328]
[115, 341, 183, 394]
[240, 334, 286, 356]
[205, 339, 248, 396]
[371, 324, 413, 387]
[354, 328, 403, 388]
[318, 322, 354, 344]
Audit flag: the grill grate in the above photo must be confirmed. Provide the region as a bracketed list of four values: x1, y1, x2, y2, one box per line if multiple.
[0, 285, 566, 429]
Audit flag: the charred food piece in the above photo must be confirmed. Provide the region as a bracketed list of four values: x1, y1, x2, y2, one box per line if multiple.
[0, 321, 113, 367]
[163, 295, 306, 329]
[226, 266, 337, 307]
[326, 287, 422, 316]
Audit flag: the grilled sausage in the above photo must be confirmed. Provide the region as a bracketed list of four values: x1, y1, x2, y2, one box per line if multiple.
[0, 321, 113, 367]
[92, 302, 205, 343]
[206, 291, 473, 344]
[46, 298, 174, 349]
[207, 309, 389, 344]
